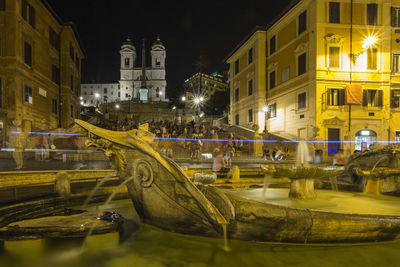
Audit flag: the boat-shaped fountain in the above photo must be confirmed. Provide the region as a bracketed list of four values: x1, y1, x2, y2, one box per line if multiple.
[70, 119, 400, 244]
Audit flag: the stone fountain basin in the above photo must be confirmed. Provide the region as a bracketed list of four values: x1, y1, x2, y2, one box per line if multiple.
[0, 211, 119, 241]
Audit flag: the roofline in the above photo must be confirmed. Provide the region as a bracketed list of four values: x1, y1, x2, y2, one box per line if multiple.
[40, 0, 87, 58]
[266, 0, 302, 28]
[223, 25, 266, 63]
[223, 0, 302, 63]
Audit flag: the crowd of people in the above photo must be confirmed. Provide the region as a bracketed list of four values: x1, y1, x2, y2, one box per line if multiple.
[261, 143, 290, 161]
[95, 118, 248, 161]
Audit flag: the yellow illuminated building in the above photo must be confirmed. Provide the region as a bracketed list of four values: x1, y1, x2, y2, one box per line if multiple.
[227, 0, 400, 154]
[225, 26, 267, 132]
[0, 0, 85, 144]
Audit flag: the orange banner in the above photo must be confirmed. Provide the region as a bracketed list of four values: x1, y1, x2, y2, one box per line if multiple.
[346, 84, 362, 105]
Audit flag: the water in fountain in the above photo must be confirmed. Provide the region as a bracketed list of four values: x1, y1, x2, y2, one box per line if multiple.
[80, 177, 135, 252]
[82, 172, 116, 208]
[296, 140, 310, 166]
[222, 224, 230, 252]
[262, 173, 272, 198]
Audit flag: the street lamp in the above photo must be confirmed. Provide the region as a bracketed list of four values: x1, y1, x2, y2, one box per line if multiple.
[181, 96, 186, 102]
[362, 35, 377, 49]
[194, 97, 200, 104]
[115, 104, 120, 109]
[95, 93, 100, 98]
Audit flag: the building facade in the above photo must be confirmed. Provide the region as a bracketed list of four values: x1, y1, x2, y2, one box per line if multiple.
[227, 0, 400, 153]
[183, 72, 228, 113]
[225, 27, 267, 131]
[81, 37, 167, 106]
[0, 0, 85, 144]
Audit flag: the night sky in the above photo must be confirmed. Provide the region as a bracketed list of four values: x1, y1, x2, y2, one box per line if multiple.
[46, 0, 292, 99]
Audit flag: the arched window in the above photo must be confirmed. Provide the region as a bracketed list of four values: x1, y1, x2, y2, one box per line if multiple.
[355, 129, 377, 151]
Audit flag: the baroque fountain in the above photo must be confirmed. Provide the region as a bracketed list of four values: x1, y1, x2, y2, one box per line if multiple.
[68, 120, 400, 243]
[3, 121, 400, 265]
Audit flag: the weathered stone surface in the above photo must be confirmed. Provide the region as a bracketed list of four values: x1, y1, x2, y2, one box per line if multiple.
[0, 212, 119, 241]
[74, 119, 400, 243]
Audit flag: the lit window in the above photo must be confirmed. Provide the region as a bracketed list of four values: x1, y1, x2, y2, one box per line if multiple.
[268, 103, 277, 118]
[24, 84, 32, 104]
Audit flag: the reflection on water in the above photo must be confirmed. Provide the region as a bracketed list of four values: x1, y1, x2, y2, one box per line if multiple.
[2, 199, 400, 267]
[229, 188, 400, 216]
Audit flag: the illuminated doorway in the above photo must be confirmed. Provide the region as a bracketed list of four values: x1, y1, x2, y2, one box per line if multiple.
[355, 129, 377, 151]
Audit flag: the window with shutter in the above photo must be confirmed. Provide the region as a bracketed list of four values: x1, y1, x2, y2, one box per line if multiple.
[329, 47, 340, 68]
[270, 36, 276, 55]
[367, 48, 378, 70]
[392, 7, 400, 27]
[21, 0, 27, 20]
[28, 4, 35, 28]
[248, 109, 253, 123]
[298, 10, 307, 34]
[367, 4, 377, 25]
[24, 42, 32, 67]
[329, 2, 340, 24]
[269, 71, 276, 89]
[391, 90, 400, 108]
[393, 54, 400, 73]
[363, 90, 382, 107]
[0, 0, 5, 11]
[327, 89, 345, 106]
[298, 53, 307, 75]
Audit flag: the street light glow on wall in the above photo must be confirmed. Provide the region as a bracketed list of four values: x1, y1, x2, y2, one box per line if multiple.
[362, 35, 377, 49]
[262, 106, 269, 112]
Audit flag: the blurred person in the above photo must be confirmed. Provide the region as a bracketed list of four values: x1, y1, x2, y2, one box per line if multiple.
[212, 148, 229, 173]
[333, 149, 346, 166]
[9, 120, 25, 169]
